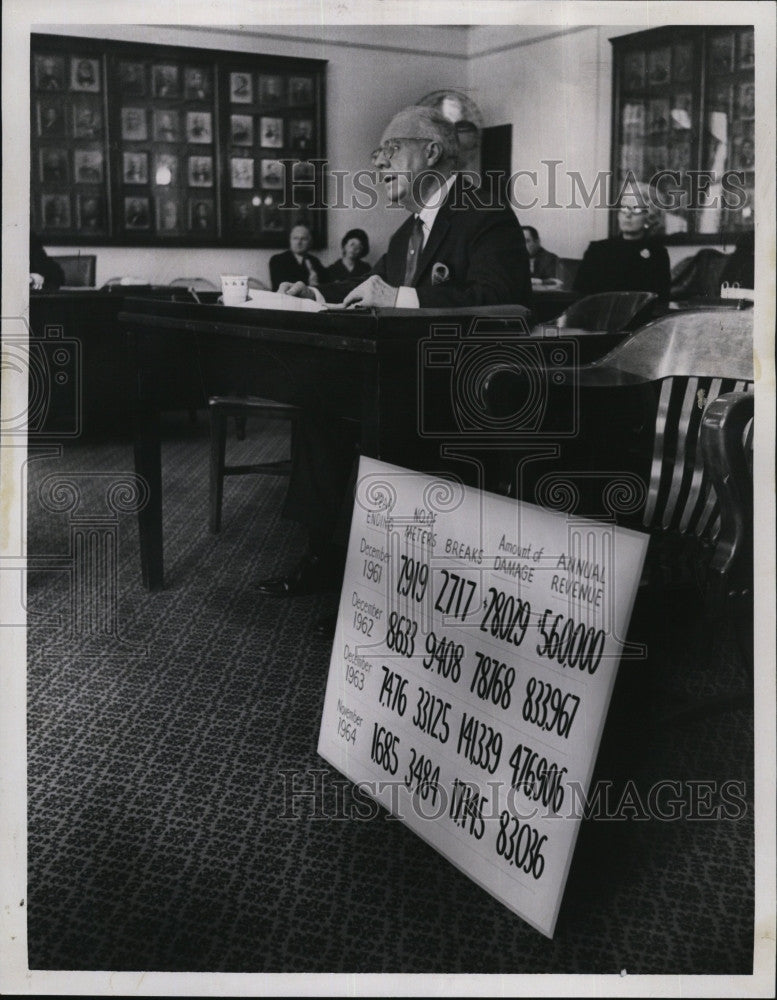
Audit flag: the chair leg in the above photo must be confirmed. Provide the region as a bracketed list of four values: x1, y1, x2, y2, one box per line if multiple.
[235, 415, 247, 441]
[210, 409, 228, 533]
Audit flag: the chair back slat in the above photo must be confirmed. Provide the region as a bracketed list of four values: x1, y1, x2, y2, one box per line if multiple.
[694, 381, 752, 537]
[643, 379, 674, 527]
[676, 377, 723, 534]
[642, 375, 752, 538]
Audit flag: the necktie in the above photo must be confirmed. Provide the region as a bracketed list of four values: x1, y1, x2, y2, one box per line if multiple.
[403, 215, 424, 286]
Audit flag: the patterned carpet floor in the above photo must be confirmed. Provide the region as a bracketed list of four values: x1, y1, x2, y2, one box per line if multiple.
[25, 415, 754, 974]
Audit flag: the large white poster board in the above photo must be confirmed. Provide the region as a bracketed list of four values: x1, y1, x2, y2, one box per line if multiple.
[318, 457, 649, 938]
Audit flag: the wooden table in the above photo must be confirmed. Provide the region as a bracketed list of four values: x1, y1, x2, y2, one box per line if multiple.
[28, 287, 207, 435]
[120, 299, 623, 589]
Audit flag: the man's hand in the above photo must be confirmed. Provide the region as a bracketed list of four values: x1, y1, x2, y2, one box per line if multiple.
[278, 281, 316, 300]
[343, 275, 399, 309]
[30, 272, 45, 290]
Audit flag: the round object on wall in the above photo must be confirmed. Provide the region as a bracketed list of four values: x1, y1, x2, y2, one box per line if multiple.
[418, 89, 483, 129]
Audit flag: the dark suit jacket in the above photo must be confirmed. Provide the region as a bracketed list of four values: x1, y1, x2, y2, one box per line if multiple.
[269, 249, 326, 292]
[320, 175, 532, 309]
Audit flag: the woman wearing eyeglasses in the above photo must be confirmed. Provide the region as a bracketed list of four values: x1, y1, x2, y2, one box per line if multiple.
[573, 183, 671, 304]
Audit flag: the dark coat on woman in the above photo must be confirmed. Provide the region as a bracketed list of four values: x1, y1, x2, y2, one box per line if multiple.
[574, 235, 671, 303]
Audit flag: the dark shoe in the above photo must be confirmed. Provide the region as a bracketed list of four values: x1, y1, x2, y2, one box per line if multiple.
[314, 612, 338, 638]
[256, 552, 341, 597]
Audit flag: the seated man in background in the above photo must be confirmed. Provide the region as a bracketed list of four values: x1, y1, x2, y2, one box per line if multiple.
[268, 223, 326, 291]
[522, 226, 561, 286]
[29, 232, 65, 290]
[258, 105, 531, 600]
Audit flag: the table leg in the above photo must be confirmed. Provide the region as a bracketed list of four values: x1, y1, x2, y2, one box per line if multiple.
[133, 406, 164, 590]
[129, 329, 164, 590]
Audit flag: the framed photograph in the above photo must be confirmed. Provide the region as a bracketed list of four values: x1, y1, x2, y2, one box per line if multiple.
[735, 134, 755, 170]
[647, 47, 670, 85]
[72, 99, 102, 138]
[185, 111, 213, 144]
[153, 109, 180, 143]
[260, 116, 283, 148]
[34, 54, 65, 91]
[672, 43, 692, 83]
[739, 28, 755, 68]
[153, 152, 178, 186]
[259, 74, 284, 105]
[708, 31, 734, 76]
[184, 66, 211, 100]
[153, 63, 180, 98]
[230, 71, 253, 104]
[647, 99, 670, 135]
[124, 196, 151, 229]
[188, 155, 213, 187]
[738, 81, 755, 118]
[121, 106, 148, 141]
[261, 193, 285, 231]
[70, 56, 100, 92]
[74, 149, 104, 184]
[289, 118, 313, 152]
[77, 193, 106, 231]
[118, 61, 146, 97]
[36, 99, 65, 137]
[623, 51, 646, 91]
[231, 198, 255, 232]
[41, 193, 71, 228]
[230, 114, 254, 146]
[123, 151, 148, 184]
[156, 195, 181, 232]
[260, 158, 284, 189]
[40, 149, 69, 184]
[230, 156, 254, 189]
[288, 76, 313, 106]
[188, 197, 215, 232]
[292, 159, 315, 182]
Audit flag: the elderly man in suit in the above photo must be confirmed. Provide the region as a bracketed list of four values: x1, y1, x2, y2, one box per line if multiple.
[281, 105, 531, 309]
[259, 105, 531, 601]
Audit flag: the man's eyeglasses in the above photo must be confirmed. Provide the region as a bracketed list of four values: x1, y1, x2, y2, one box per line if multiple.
[370, 137, 434, 165]
[618, 205, 649, 216]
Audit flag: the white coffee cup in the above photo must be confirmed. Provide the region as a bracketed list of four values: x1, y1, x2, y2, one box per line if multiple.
[221, 274, 249, 306]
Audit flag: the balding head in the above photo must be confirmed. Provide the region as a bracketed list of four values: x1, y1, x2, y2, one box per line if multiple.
[379, 106, 459, 169]
[374, 105, 460, 211]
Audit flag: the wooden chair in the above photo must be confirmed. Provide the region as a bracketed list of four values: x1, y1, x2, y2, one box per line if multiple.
[169, 276, 218, 291]
[51, 254, 96, 287]
[551, 290, 658, 332]
[485, 308, 755, 720]
[484, 307, 754, 613]
[670, 248, 728, 300]
[208, 395, 299, 533]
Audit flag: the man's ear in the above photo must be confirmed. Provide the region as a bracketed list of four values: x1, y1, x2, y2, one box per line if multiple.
[425, 140, 443, 167]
